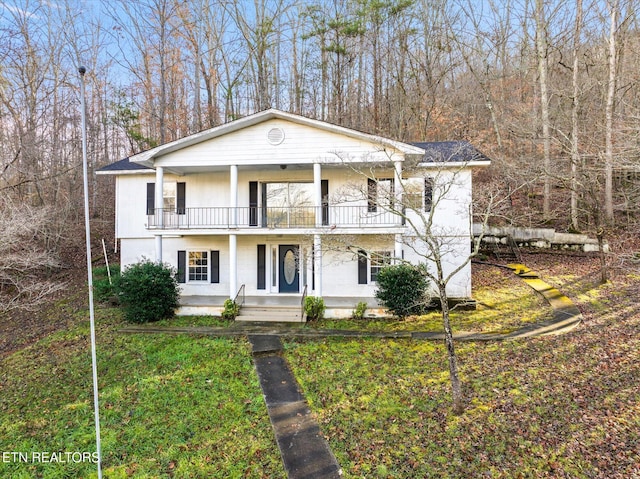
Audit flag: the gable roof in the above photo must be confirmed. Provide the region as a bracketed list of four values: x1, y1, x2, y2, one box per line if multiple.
[97, 112, 491, 175]
[127, 109, 425, 168]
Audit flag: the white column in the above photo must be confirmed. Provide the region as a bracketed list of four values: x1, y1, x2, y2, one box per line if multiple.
[229, 234, 237, 298]
[154, 166, 164, 262]
[395, 234, 403, 264]
[313, 163, 322, 227]
[229, 165, 238, 227]
[393, 160, 402, 187]
[314, 234, 322, 296]
[393, 161, 404, 228]
[155, 235, 163, 263]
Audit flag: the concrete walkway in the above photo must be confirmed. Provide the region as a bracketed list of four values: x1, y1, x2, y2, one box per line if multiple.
[248, 335, 341, 479]
[504, 263, 582, 337]
[118, 264, 581, 478]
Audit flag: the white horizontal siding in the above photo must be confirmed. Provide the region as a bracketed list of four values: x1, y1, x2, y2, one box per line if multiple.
[116, 175, 153, 239]
[154, 119, 404, 168]
[120, 232, 471, 301]
[114, 119, 476, 300]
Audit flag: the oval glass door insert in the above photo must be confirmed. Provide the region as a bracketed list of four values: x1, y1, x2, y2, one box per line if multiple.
[283, 250, 296, 284]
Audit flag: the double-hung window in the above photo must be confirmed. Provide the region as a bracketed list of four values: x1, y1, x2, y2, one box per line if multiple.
[358, 250, 392, 284]
[424, 177, 434, 212]
[146, 182, 186, 215]
[188, 251, 208, 282]
[367, 178, 394, 212]
[163, 183, 177, 211]
[370, 251, 392, 282]
[177, 250, 219, 284]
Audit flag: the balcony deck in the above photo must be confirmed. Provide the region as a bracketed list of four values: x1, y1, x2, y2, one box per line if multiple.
[147, 206, 403, 231]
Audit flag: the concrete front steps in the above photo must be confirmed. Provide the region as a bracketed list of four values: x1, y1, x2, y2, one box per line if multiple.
[236, 305, 305, 323]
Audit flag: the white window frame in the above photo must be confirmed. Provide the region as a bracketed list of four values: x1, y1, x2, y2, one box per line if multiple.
[163, 182, 177, 211]
[370, 251, 392, 283]
[187, 250, 209, 283]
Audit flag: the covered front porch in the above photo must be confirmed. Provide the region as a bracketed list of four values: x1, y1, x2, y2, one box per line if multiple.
[177, 295, 387, 321]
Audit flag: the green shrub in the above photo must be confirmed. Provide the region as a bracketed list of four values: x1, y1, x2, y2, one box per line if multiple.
[352, 301, 368, 320]
[304, 296, 325, 321]
[221, 299, 240, 320]
[118, 260, 180, 323]
[93, 264, 121, 304]
[375, 263, 430, 319]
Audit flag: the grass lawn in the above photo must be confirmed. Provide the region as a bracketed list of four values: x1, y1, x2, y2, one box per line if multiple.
[312, 264, 550, 334]
[1, 256, 638, 478]
[0, 306, 284, 478]
[286, 260, 640, 478]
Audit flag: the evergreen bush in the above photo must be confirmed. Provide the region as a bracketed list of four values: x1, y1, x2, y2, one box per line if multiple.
[118, 260, 180, 323]
[352, 301, 368, 320]
[221, 299, 240, 320]
[304, 296, 325, 321]
[375, 263, 430, 319]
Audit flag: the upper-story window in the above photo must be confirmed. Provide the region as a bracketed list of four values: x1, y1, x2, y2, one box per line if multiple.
[424, 177, 434, 212]
[163, 183, 176, 211]
[265, 182, 314, 227]
[367, 178, 394, 212]
[399, 176, 434, 213]
[146, 182, 185, 215]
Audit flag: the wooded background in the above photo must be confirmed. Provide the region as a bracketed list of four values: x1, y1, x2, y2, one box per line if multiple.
[1, 0, 639, 267]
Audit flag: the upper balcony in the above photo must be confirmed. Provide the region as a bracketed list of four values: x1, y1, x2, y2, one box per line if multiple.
[147, 205, 404, 231]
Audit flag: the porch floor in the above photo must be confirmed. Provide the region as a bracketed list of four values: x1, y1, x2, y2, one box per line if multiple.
[179, 295, 382, 308]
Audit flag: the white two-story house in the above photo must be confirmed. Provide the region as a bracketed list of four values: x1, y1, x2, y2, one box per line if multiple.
[98, 109, 490, 320]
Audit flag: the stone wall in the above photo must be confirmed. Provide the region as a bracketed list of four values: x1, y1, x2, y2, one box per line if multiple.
[472, 224, 608, 253]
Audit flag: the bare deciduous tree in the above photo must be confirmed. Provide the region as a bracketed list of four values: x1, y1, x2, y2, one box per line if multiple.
[327, 145, 495, 414]
[0, 199, 66, 313]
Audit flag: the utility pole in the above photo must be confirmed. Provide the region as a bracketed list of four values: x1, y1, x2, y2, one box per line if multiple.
[79, 65, 103, 479]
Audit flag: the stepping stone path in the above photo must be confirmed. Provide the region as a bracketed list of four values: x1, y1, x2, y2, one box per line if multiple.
[248, 334, 341, 479]
[505, 263, 582, 337]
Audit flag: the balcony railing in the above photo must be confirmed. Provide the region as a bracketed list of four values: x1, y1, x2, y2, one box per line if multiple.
[147, 206, 402, 230]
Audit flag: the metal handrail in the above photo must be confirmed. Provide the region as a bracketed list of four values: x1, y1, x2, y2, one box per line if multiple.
[234, 284, 245, 308]
[300, 284, 308, 322]
[147, 205, 403, 230]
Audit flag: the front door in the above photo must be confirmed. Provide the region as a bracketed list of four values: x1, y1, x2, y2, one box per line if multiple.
[278, 245, 299, 293]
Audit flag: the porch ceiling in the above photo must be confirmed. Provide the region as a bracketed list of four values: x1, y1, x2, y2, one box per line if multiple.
[157, 162, 384, 175]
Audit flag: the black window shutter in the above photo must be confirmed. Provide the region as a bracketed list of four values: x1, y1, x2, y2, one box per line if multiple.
[177, 182, 186, 215]
[177, 250, 186, 283]
[261, 183, 268, 227]
[211, 250, 220, 283]
[367, 179, 377, 212]
[249, 181, 258, 226]
[146, 183, 155, 215]
[257, 245, 266, 289]
[358, 249, 368, 284]
[425, 177, 434, 212]
[311, 244, 315, 290]
[321, 179, 329, 225]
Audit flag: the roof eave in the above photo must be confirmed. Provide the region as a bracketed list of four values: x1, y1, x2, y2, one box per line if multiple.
[417, 160, 492, 168]
[96, 169, 155, 176]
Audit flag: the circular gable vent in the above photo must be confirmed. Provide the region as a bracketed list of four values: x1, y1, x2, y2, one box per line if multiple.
[267, 127, 285, 145]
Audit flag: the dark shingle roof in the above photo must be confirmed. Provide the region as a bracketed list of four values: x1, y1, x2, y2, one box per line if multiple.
[410, 141, 491, 163]
[97, 157, 153, 173]
[98, 140, 489, 174]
